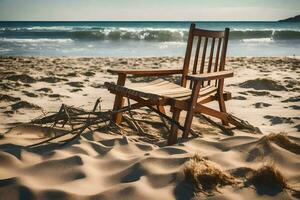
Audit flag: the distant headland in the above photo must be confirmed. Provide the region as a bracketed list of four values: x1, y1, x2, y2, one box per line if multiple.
[279, 15, 300, 22]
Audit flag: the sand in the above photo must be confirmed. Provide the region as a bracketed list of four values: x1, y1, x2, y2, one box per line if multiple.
[0, 56, 299, 199]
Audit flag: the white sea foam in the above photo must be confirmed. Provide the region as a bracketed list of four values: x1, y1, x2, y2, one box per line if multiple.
[0, 38, 73, 43]
[0, 48, 12, 52]
[159, 41, 186, 49]
[0, 26, 75, 31]
[26, 26, 75, 31]
[232, 28, 300, 32]
[242, 38, 274, 43]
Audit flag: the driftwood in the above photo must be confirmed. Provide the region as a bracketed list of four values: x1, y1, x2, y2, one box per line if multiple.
[126, 98, 146, 135]
[27, 98, 134, 147]
[228, 114, 262, 134]
[25, 97, 261, 148]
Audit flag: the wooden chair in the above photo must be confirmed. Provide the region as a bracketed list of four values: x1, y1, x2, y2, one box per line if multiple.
[105, 23, 234, 145]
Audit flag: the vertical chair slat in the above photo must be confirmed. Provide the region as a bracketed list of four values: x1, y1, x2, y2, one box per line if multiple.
[200, 37, 208, 74]
[214, 38, 222, 86]
[207, 38, 215, 85]
[193, 37, 202, 74]
[219, 28, 230, 71]
[190, 36, 202, 89]
[214, 38, 222, 72]
[181, 24, 196, 88]
[207, 38, 215, 73]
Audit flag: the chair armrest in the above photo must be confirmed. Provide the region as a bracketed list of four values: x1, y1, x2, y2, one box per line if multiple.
[107, 68, 183, 76]
[187, 70, 234, 81]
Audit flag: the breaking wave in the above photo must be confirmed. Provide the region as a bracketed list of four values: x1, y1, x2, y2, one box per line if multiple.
[1, 27, 300, 42]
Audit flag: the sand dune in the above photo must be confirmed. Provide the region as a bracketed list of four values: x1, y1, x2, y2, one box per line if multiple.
[0, 128, 299, 199]
[0, 56, 299, 199]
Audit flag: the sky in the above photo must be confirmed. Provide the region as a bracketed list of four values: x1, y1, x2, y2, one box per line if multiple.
[0, 0, 299, 21]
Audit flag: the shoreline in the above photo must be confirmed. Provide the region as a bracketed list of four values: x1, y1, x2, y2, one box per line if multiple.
[1, 55, 300, 58]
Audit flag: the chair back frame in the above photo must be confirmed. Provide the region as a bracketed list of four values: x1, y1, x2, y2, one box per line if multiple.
[181, 23, 230, 89]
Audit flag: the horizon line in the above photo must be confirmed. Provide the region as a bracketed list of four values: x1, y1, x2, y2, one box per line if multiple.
[0, 20, 283, 22]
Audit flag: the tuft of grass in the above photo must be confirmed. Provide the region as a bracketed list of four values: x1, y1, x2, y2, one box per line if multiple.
[183, 154, 236, 194]
[247, 164, 289, 190]
[261, 133, 300, 154]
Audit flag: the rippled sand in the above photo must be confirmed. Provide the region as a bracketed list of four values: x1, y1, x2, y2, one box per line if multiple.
[0, 56, 299, 199]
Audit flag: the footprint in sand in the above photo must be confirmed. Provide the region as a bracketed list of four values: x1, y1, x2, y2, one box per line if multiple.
[264, 115, 294, 125]
[69, 88, 82, 93]
[39, 76, 68, 83]
[10, 101, 41, 111]
[22, 91, 39, 98]
[82, 71, 95, 77]
[48, 94, 69, 98]
[36, 88, 53, 93]
[5, 74, 36, 83]
[282, 96, 300, 103]
[233, 96, 247, 100]
[0, 94, 21, 102]
[66, 82, 84, 88]
[289, 105, 300, 110]
[253, 102, 272, 108]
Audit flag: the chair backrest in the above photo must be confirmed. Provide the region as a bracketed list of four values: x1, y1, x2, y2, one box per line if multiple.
[181, 23, 230, 88]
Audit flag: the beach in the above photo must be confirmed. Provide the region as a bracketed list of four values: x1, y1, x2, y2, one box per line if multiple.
[0, 56, 299, 199]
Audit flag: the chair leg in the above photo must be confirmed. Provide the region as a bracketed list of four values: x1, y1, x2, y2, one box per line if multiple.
[112, 94, 125, 124]
[182, 108, 194, 139]
[217, 79, 229, 126]
[218, 97, 229, 126]
[112, 74, 126, 124]
[182, 81, 201, 139]
[167, 108, 181, 145]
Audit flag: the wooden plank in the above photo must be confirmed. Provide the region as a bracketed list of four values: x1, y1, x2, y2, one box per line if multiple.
[112, 74, 126, 124]
[214, 38, 222, 86]
[165, 85, 216, 101]
[207, 38, 215, 86]
[190, 36, 202, 89]
[168, 108, 181, 145]
[173, 90, 231, 109]
[106, 82, 161, 100]
[181, 23, 196, 87]
[217, 79, 229, 125]
[199, 86, 217, 96]
[194, 104, 228, 122]
[182, 80, 201, 139]
[214, 38, 222, 72]
[207, 38, 215, 74]
[193, 37, 202, 74]
[128, 80, 172, 89]
[107, 68, 183, 76]
[219, 28, 230, 71]
[193, 29, 225, 38]
[200, 37, 208, 74]
[130, 85, 186, 94]
[187, 70, 233, 81]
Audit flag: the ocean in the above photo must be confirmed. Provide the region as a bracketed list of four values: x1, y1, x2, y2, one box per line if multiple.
[0, 21, 299, 57]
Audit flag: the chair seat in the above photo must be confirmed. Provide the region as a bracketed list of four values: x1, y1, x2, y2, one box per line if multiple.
[105, 79, 218, 102]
